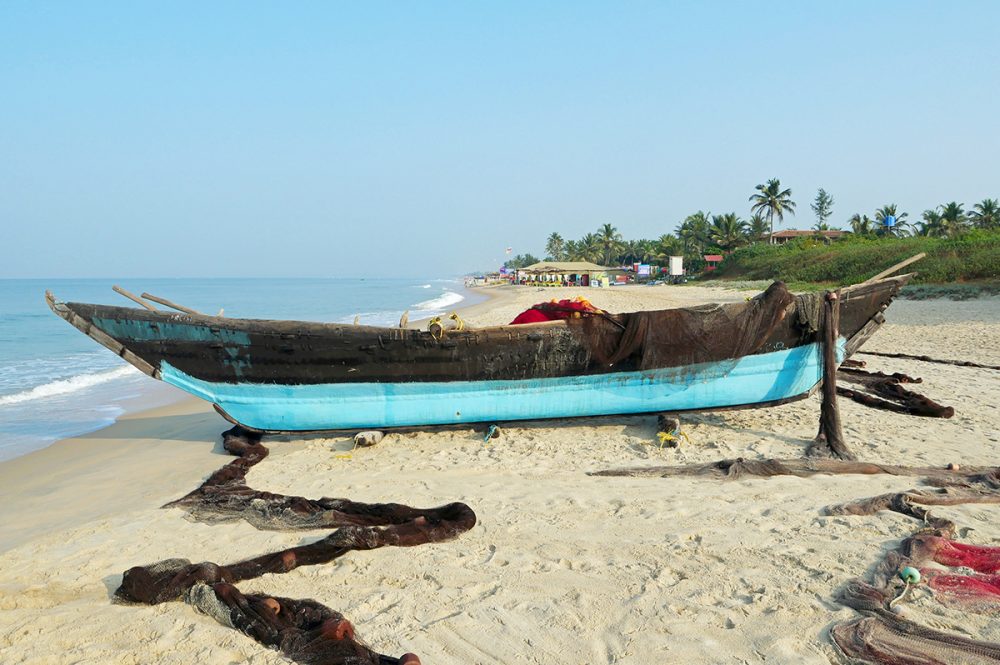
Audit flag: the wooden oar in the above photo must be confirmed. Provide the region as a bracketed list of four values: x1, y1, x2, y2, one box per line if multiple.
[113, 285, 157, 311]
[862, 252, 926, 284]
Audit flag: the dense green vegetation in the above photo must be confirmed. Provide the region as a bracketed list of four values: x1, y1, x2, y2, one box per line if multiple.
[504, 178, 999, 289]
[711, 231, 1000, 285]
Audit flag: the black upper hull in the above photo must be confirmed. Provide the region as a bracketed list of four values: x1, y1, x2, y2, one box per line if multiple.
[47, 278, 909, 388]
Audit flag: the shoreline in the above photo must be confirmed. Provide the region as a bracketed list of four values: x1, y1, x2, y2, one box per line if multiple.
[0, 278, 486, 466]
[2, 285, 999, 663]
[7, 280, 995, 476]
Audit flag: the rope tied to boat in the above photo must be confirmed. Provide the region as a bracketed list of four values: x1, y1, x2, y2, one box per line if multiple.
[655, 429, 690, 448]
[483, 424, 502, 443]
[428, 316, 444, 340]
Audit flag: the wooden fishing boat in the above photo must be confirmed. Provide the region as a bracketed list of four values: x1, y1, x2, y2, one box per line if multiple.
[45, 276, 910, 433]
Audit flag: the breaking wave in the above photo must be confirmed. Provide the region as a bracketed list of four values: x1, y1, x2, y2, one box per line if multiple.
[412, 290, 465, 312]
[0, 366, 140, 406]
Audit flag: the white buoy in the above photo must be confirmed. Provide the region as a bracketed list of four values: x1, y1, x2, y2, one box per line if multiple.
[353, 431, 385, 447]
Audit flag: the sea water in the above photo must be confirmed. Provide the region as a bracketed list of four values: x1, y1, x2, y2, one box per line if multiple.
[0, 277, 481, 462]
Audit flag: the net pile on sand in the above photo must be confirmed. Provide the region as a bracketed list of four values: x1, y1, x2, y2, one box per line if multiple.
[114, 426, 476, 665]
[592, 358, 1000, 664]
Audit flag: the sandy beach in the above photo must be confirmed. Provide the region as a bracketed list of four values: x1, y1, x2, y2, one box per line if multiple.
[2, 284, 1000, 664]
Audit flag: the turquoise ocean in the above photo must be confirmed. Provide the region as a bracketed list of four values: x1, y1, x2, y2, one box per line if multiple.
[0, 278, 482, 463]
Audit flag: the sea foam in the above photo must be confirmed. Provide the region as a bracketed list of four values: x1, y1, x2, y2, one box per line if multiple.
[412, 290, 465, 313]
[0, 366, 140, 406]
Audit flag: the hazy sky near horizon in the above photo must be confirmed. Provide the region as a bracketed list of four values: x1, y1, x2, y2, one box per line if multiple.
[2, 1, 998, 278]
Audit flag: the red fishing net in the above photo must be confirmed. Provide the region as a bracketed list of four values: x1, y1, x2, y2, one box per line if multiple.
[509, 297, 606, 324]
[919, 536, 1000, 574]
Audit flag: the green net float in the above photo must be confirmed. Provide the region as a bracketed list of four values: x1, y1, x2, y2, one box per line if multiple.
[899, 566, 921, 584]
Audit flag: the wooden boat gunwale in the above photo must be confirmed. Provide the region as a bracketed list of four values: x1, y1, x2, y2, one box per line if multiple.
[46, 274, 910, 359]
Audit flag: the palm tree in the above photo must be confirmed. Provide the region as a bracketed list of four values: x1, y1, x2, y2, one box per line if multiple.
[677, 211, 711, 255]
[621, 239, 652, 265]
[746, 213, 769, 243]
[653, 233, 683, 261]
[749, 178, 796, 243]
[545, 232, 565, 261]
[619, 239, 637, 264]
[635, 239, 657, 264]
[938, 202, 968, 237]
[575, 233, 603, 263]
[915, 209, 944, 237]
[970, 198, 1000, 230]
[563, 240, 581, 261]
[597, 223, 624, 266]
[849, 213, 877, 236]
[504, 253, 540, 270]
[875, 204, 909, 237]
[709, 213, 749, 252]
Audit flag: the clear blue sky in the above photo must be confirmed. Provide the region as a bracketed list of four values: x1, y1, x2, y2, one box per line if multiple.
[2, 1, 997, 277]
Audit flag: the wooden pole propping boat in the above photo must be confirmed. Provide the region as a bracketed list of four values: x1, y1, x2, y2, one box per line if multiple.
[809, 290, 855, 460]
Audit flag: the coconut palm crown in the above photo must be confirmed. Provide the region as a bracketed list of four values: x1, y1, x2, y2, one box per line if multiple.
[747, 213, 769, 242]
[749, 179, 796, 243]
[849, 213, 877, 236]
[597, 223, 624, 266]
[875, 204, 910, 237]
[545, 232, 566, 261]
[938, 202, 969, 237]
[677, 211, 711, 255]
[971, 198, 1000, 230]
[709, 213, 749, 252]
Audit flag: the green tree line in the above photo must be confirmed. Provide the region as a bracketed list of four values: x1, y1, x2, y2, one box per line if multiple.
[503, 178, 999, 272]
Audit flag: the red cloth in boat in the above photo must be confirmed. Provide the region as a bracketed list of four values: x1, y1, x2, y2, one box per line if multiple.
[510, 298, 605, 325]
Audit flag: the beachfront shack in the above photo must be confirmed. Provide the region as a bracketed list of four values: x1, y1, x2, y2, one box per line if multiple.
[516, 261, 615, 287]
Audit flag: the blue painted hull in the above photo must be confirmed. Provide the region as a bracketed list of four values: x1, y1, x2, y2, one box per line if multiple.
[160, 340, 843, 431]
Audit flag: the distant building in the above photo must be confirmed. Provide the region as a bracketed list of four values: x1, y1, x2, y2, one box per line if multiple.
[703, 254, 723, 271]
[769, 229, 848, 244]
[517, 261, 618, 287]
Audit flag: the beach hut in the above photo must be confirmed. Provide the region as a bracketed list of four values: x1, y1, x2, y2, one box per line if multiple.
[703, 254, 723, 271]
[517, 261, 611, 287]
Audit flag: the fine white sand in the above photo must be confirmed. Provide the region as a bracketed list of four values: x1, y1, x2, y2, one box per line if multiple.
[2, 284, 999, 663]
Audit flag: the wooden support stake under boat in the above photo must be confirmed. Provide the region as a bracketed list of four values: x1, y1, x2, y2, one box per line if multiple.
[112, 285, 157, 311]
[140, 292, 205, 316]
[863, 253, 926, 284]
[809, 290, 856, 460]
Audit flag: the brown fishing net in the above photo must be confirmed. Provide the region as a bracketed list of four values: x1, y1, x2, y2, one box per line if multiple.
[830, 611, 1000, 664]
[589, 354, 1000, 664]
[830, 525, 1000, 663]
[578, 281, 796, 369]
[593, 456, 1000, 662]
[114, 427, 475, 664]
[857, 350, 1000, 372]
[589, 458, 992, 481]
[836, 367, 955, 418]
